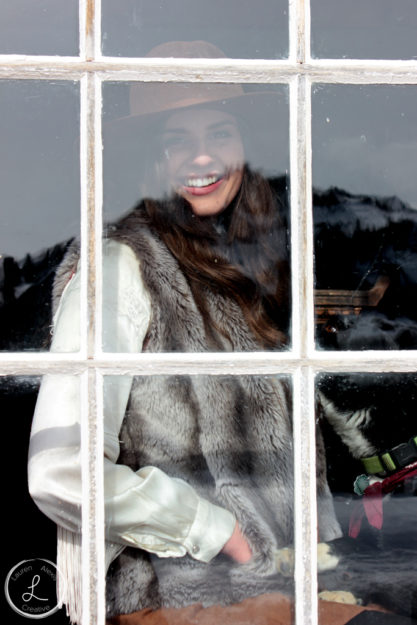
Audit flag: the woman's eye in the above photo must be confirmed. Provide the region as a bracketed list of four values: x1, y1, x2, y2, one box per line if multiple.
[163, 136, 186, 150]
[161, 135, 192, 156]
[211, 130, 232, 141]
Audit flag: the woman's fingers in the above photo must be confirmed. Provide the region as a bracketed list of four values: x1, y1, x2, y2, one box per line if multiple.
[220, 522, 252, 563]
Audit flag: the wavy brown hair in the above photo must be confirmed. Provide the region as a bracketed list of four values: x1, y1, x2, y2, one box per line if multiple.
[142, 166, 290, 350]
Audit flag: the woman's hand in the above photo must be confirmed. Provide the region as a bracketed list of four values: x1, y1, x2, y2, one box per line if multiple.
[221, 522, 252, 563]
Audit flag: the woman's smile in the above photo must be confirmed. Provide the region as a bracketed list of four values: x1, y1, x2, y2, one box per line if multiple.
[161, 108, 245, 216]
[183, 174, 223, 191]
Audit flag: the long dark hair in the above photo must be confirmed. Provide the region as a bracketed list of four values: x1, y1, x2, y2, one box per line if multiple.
[143, 166, 290, 349]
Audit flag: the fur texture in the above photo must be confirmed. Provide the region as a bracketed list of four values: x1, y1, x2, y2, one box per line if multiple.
[102, 210, 341, 616]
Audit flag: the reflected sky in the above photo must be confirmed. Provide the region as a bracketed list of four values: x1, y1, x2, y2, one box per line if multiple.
[0, 0, 78, 55]
[0, 81, 80, 258]
[102, 0, 288, 59]
[311, 0, 417, 59]
[313, 85, 417, 209]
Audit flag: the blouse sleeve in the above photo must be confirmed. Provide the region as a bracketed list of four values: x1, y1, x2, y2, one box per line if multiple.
[28, 240, 235, 564]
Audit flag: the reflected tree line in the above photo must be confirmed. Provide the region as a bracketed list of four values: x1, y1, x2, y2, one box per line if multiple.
[2, 179, 417, 352]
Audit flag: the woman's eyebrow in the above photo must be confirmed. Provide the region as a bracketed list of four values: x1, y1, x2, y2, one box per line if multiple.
[161, 128, 188, 135]
[208, 120, 237, 130]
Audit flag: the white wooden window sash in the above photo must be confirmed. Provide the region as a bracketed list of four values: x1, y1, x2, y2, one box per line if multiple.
[1, 0, 417, 623]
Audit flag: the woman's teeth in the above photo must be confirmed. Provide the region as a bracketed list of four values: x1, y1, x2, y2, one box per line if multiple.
[185, 175, 220, 188]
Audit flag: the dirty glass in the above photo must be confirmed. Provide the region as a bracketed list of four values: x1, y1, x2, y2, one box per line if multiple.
[316, 372, 417, 618]
[311, 0, 417, 60]
[102, 81, 291, 352]
[103, 374, 295, 618]
[101, 0, 288, 59]
[312, 85, 417, 349]
[0, 81, 80, 352]
[2, 375, 73, 623]
[0, 0, 78, 56]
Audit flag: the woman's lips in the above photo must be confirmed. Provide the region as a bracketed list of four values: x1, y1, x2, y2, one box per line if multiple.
[180, 175, 225, 196]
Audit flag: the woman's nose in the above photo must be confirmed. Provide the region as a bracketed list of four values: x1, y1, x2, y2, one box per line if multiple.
[189, 135, 215, 167]
[191, 152, 214, 167]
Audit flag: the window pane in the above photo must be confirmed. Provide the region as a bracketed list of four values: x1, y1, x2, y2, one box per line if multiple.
[311, 0, 417, 60]
[0, 0, 78, 56]
[103, 374, 297, 619]
[317, 372, 417, 619]
[0, 81, 80, 352]
[102, 81, 290, 353]
[312, 85, 417, 350]
[2, 375, 71, 623]
[102, 1, 288, 59]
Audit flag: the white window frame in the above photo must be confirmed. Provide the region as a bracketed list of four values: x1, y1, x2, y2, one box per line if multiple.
[1, 1, 417, 623]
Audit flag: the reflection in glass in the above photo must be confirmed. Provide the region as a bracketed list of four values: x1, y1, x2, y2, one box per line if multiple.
[102, 0, 288, 59]
[317, 372, 417, 618]
[312, 86, 417, 349]
[102, 76, 290, 353]
[0, 81, 80, 351]
[0, 0, 78, 56]
[311, 0, 417, 59]
[1, 376, 69, 623]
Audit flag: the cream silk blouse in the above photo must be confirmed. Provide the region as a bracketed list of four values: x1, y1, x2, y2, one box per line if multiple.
[28, 240, 235, 563]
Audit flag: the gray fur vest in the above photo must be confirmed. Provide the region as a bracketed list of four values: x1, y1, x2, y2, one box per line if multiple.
[54, 209, 341, 618]
[105, 210, 340, 615]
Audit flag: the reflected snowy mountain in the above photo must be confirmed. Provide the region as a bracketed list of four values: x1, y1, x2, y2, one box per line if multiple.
[1, 182, 417, 352]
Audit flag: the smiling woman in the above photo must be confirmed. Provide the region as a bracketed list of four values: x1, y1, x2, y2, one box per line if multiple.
[1, 1, 416, 624]
[160, 109, 245, 217]
[27, 40, 342, 625]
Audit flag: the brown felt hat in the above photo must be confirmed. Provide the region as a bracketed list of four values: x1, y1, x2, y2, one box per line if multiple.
[110, 40, 281, 134]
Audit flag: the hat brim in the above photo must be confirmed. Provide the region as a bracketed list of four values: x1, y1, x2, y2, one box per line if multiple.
[105, 89, 283, 141]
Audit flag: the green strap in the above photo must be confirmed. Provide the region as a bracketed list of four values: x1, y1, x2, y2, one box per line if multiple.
[362, 455, 385, 474]
[362, 452, 395, 474]
[381, 452, 396, 472]
[362, 435, 417, 475]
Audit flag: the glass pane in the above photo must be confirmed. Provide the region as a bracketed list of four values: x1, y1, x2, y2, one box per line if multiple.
[102, 374, 299, 620]
[312, 85, 417, 350]
[102, 81, 290, 353]
[0, 81, 80, 352]
[102, 1, 288, 59]
[0, 0, 78, 56]
[2, 375, 71, 623]
[317, 372, 417, 620]
[311, 0, 417, 59]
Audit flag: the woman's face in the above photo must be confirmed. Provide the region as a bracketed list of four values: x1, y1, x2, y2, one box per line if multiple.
[160, 108, 245, 217]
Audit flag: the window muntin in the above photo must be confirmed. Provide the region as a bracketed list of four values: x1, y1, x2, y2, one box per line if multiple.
[311, 0, 417, 60]
[101, 0, 288, 59]
[0, 2, 416, 624]
[0, 0, 79, 56]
